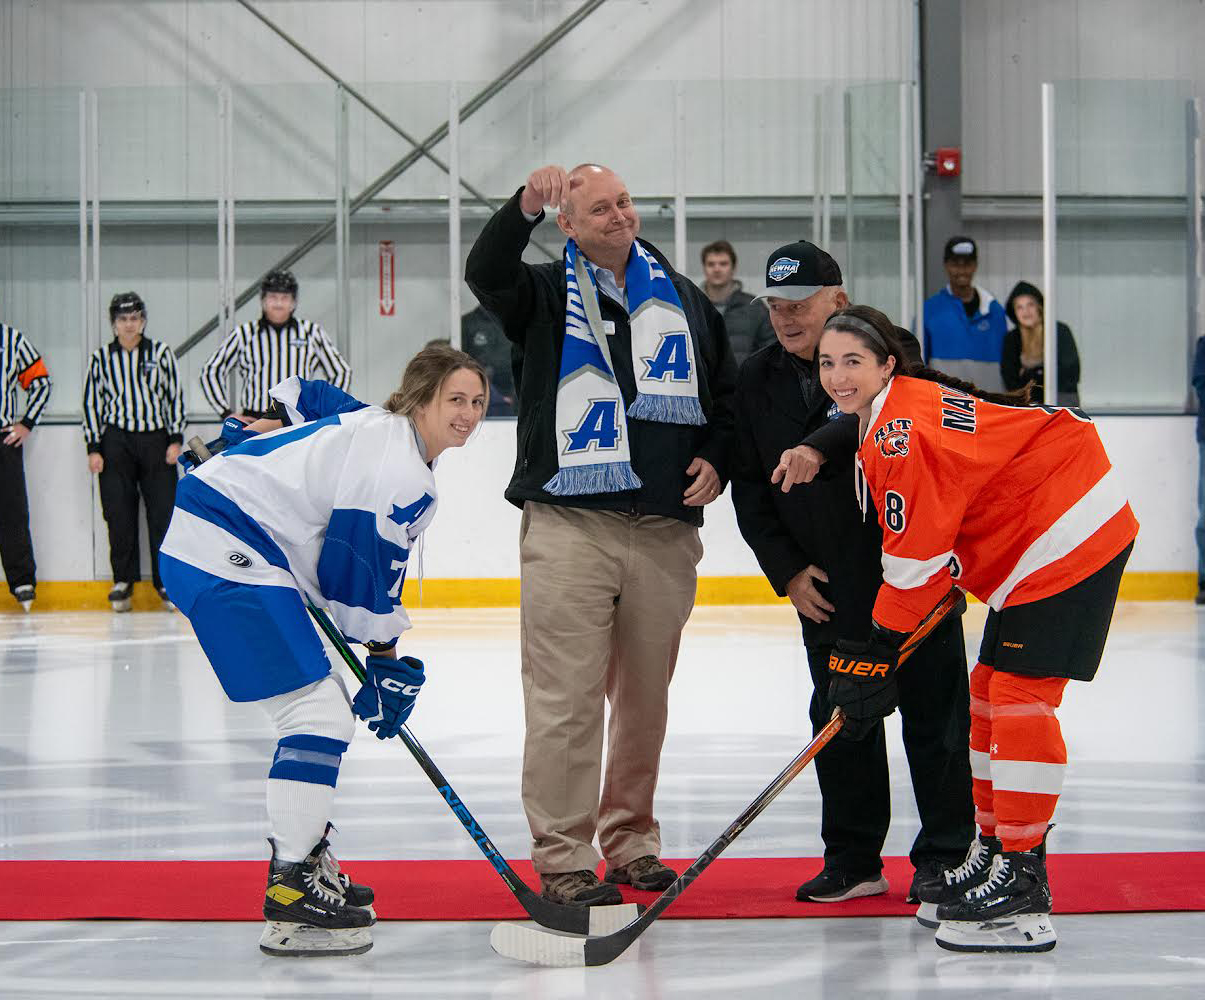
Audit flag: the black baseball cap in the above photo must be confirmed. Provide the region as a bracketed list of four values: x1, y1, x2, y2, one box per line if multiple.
[943, 236, 978, 261]
[757, 241, 843, 301]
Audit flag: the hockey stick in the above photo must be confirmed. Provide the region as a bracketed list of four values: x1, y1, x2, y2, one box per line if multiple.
[490, 586, 966, 966]
[304, 601, 641, 936]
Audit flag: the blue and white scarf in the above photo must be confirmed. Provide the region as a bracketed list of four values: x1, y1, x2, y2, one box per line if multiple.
[543, 239, 704, 496]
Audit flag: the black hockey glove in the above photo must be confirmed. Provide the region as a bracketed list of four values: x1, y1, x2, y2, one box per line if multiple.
[827, 628, 904, 741]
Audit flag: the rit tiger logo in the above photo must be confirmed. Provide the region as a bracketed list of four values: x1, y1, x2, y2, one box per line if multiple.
[828, 653, 891, 678]
[874, 418, 913, 459]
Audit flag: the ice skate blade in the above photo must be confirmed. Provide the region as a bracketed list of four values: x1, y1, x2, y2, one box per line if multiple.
[258, 920, 373, 958]
[935, 914, 1057, 953]
[111, 599, 132, 613]
[915, 901, 939, 929]
[19, 601, 32, 612]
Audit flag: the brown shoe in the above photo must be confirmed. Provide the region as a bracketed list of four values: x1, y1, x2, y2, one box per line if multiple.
[605, 855, 677, 891]
[540, 869, 623, 907]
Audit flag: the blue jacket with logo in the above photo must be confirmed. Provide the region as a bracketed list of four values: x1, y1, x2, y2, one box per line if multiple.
[923, 286, 1008, 392]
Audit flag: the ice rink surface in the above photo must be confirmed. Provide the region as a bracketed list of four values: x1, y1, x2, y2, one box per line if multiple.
[2, 601, 1203, 998]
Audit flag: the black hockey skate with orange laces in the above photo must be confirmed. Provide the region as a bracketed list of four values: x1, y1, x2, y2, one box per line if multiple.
[260, 837, 375, 957]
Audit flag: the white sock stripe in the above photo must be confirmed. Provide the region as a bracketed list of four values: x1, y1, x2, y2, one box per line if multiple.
[274, 747, 343, 769]
[995, 820, 1052, 843]
[970, 695, 993, 719]
[992, 701, 1057, 718]
[969, 748, 992, 780]
[989, 758, 1066, 795]
[975, 809, 997, 828]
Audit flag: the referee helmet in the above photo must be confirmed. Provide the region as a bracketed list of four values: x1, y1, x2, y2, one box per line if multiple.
[260, 270, 299, 299]
[109, 291, 147, 323]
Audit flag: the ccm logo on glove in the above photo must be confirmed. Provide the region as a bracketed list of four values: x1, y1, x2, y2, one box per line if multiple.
[828, 654, 892, 678]
[379, 677, 422, 696]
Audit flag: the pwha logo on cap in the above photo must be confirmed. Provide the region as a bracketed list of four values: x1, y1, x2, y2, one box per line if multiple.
[768, 257, 800, 282]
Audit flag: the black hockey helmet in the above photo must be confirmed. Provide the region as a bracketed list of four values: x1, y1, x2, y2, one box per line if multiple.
[260, 269, 299, 298]
[109, 291, 146, 323]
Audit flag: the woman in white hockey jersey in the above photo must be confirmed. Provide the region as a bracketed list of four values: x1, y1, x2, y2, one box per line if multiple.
[159, 344, 488, 957]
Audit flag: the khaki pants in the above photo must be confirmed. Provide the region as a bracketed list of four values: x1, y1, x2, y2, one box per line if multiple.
[519, 502, 702, 874]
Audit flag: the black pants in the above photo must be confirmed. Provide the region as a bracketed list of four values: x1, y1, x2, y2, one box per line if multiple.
[805, 613, 974, 876]
[98, 428, 178, 589]
[0, 439, 36, 595]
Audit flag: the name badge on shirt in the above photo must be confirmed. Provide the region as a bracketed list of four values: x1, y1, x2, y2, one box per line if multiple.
[603, 320, 616, 337]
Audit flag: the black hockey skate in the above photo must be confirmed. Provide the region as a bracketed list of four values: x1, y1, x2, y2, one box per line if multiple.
[934, 849, 1056, 953]
[914, 832, 1002, 928]
[260, 837, 375, 957]
[320, 822, 375, 910]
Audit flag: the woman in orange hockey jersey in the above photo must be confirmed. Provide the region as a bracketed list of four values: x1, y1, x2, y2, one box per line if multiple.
[810, 305, 1137, 955]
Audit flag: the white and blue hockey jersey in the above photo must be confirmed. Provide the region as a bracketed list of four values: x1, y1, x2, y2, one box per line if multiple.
[159, 377, 436, 648]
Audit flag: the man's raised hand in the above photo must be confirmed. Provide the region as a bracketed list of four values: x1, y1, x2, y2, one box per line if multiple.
[520, 166, 583, 217]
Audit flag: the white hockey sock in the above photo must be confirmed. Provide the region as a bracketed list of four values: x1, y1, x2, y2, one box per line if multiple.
[260, 675, 356, 864]
[268, 774, 338, 864]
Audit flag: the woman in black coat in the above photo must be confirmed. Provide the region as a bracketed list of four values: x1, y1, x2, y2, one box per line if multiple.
[1001, 281, 1081, 406]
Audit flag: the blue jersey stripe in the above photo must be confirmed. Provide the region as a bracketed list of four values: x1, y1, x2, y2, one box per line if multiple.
[317, 508, 410, 615]
[174, 475, 291, 571]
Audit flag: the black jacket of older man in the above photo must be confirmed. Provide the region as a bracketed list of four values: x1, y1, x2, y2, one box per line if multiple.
[466, 190, 737, 527]
[731, 329, 974, 879]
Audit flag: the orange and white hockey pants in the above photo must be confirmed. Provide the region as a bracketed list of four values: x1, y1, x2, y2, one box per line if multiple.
[968, 662, 1068, 852]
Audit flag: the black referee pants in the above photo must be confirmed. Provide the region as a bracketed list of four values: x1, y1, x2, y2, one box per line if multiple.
[0, 439, 36, 595]
[98, 428, 178, 589]
[805, 613, 974, 877]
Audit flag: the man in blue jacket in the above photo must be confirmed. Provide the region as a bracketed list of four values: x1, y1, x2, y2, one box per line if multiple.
[923, 236, 1008, 391]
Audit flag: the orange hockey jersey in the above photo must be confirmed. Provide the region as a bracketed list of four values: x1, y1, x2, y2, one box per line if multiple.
[857, 375, 1139, 634]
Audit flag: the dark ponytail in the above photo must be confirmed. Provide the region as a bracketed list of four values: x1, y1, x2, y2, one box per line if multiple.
[822, 305, 1031, 407]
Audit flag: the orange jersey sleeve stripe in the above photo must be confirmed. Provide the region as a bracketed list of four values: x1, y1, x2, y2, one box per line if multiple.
[18, 357, 49, 389]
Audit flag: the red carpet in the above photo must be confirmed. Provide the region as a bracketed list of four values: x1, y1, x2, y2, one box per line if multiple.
[7, 854, 1203, 921]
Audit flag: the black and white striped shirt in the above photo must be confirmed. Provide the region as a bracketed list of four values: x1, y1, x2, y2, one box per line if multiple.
[82, 337, 187, 451]
[0, 323, 52, 428]
[199, 316, 352, 416]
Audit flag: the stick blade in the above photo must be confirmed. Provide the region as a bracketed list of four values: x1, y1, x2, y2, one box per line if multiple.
[588, 902, 641, 935]
[490, 922, 587, 967]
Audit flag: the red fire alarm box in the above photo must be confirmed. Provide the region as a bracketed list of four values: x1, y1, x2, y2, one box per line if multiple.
[934, 146, 961, 177]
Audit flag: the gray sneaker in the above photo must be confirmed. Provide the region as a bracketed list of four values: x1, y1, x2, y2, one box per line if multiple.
[540, 869, 623, 907]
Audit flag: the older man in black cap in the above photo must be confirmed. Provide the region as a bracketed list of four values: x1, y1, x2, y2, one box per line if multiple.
[730, 240, 974, 908]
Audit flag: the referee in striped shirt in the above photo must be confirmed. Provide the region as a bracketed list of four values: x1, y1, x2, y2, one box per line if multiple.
[199, 270, 351, 419]
[1, 321, 52, 610]
[83, 292, 186, 611]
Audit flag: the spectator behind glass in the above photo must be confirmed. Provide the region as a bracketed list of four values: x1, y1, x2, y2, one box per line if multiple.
[922, 236, 1008, 392]
[1001, 281, 1081, 407]
[1193, 336, 1205, 604]
[460, 306, 516, 416]
[698, 239, 775, 366]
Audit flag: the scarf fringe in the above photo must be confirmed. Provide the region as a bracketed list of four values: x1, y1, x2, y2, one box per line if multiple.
[628, 392, 706, 425]
[543, 462, 643, 497]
